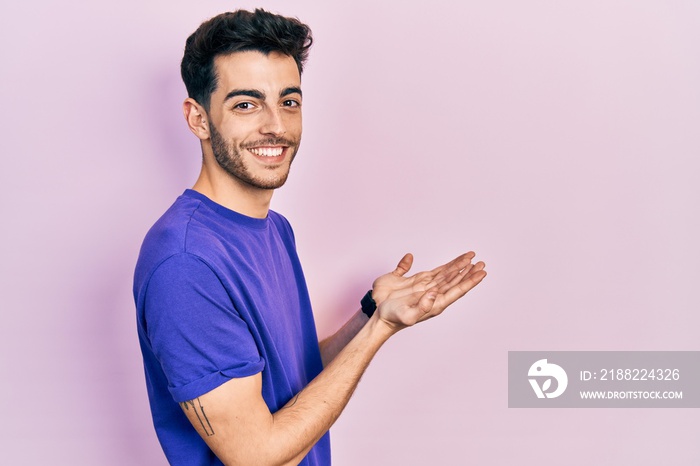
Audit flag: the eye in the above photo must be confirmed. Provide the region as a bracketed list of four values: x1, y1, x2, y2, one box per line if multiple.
[282, 99, 300, 108]
[234, 102, 253, 110]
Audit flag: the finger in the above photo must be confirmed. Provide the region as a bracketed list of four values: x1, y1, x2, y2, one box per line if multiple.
[427, 253, 475, 287]
[429, 253, 476, 290]
[408, 252, 478, 292]
[435, 260, 483, 293]
[429, 251, 475, 275]
[426, 261, 485, 301]
[434, 267, 487, 311]
[435, 260, 473, 289]
[392, 253, 414, 277]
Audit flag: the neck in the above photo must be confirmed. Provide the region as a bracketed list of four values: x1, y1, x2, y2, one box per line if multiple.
[192, 163, 273, 219]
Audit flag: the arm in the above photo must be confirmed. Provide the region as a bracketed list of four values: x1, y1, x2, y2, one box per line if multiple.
[318, 309, 368, 367]
[182, 313, 392, 466]
[182, 252, 486, 466]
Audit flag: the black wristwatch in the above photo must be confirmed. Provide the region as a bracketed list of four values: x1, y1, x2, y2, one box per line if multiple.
[361, 289, 377, 318]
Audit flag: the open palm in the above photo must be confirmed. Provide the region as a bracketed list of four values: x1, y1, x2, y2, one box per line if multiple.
[372, 252, 487, 332]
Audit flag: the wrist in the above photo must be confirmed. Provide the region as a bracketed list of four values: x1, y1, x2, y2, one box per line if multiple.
[364, 311, 398, 342]
[360, 289, 376, 319]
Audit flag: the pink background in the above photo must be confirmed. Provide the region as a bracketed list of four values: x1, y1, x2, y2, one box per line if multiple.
[2, 0, 698, 464]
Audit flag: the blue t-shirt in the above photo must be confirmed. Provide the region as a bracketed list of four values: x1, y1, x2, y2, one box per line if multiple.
[133, 189, 331, 465]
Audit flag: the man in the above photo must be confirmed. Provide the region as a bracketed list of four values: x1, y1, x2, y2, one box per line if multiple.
[134, 9, 486, 466]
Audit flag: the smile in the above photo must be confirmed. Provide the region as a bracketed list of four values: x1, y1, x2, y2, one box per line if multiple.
[248, 147, 284, 157]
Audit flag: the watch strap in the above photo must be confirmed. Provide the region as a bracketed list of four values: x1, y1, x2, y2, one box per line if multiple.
[361, 289, 377, 318]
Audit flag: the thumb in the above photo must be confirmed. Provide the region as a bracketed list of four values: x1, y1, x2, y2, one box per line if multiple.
[393, 253, 414, 277]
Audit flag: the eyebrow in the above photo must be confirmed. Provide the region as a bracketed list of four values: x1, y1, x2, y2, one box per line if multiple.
[281, 86, 302, 98]
[223, 89, 264, 103]
[223, 86, 302, 104]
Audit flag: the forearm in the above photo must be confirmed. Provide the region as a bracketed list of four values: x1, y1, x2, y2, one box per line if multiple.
[318, 309, 369, 366]
[268, 315, 393, 464]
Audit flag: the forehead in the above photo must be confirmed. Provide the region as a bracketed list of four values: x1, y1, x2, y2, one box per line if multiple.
[212, 51, 300, 97]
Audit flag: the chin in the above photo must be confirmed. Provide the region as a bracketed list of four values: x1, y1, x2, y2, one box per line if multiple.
[241, 172, 290, 190]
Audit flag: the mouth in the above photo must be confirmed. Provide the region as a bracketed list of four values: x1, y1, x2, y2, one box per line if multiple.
[246, 145, 289, 164]
[248, 146, 285, 157]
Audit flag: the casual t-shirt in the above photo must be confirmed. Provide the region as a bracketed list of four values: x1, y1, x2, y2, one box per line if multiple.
[134, 189, 331, 465]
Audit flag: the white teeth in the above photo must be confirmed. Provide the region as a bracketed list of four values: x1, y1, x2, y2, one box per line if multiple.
[249, 147, 284, 157]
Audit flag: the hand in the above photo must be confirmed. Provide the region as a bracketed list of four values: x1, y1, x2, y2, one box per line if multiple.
[372, 252, 486, 332]
[371, 253, 415, 307]
[372, 252, 481, 305]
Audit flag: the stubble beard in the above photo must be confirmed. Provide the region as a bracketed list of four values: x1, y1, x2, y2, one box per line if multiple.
[209, 122, 299, 190]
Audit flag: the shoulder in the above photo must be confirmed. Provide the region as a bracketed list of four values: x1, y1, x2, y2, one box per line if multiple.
[138, 196, 204, 260]
[134, 194, 220, 296]
[268, 210, 295, 241]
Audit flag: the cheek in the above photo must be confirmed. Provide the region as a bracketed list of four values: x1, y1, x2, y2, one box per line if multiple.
[285, 113, 302, 134]
[219, 122, 252, 144]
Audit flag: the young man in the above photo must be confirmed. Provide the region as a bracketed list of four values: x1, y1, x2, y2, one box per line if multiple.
[134, 9, 486, 466]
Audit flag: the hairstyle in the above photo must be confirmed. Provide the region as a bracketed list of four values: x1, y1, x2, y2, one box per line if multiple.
[180, 9, 313, 111]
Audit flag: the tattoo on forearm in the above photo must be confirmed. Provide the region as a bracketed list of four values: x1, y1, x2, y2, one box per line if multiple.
[180, 398, 215, 436]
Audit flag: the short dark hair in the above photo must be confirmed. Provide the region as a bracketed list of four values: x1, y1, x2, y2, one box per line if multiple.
[181, 9, 313, 110]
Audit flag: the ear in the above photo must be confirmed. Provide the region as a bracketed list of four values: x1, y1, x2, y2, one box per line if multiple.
[183, 98, 210, 140]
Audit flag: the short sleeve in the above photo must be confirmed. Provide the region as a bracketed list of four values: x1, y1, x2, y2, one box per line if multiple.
[143, 253, 265, 403]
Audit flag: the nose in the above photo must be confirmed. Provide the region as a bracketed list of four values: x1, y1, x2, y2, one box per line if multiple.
[260, 107, 286, 136]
